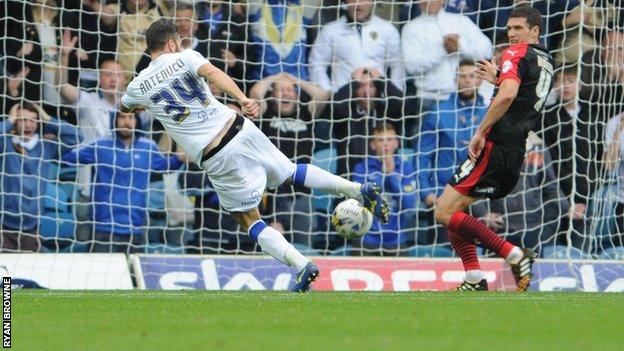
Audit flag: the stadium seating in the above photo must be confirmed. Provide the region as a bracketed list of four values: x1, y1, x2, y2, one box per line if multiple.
[293, 243, 319, 256]
[541, 245, 588, 260]
[40, 182, 77, 244]
[331, 245, 353, 256]
[588, 185, 619, 238]
[145, 244, 185, 255]
[311, 148, 338, 213]
[43, 183, 70, 212]
[406, 245, 454, 258]
[1, 0, 622, 264]
[58, 165, 77, 182]
[39, 210, 77, 240]
[599, 247, 624, 260]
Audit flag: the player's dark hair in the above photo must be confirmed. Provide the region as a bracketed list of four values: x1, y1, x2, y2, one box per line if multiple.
[509, 5, 542, 34]
[145, 18, 179, 53]
[459, 59, 476, 68]
[373, 122, 397, 135]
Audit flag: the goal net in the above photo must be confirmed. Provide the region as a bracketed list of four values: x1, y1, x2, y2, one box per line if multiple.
[1, 0, 623, 290]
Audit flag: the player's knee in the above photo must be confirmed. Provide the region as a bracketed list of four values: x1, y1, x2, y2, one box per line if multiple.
[232, 209, 262, 232]
[434, 199, 454, 228]
[434, 208, 451, 228]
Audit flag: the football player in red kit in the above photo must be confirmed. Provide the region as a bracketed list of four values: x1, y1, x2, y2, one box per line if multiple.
[434, 5, 555, 291]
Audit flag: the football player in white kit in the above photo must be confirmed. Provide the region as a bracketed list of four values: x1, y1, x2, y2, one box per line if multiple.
[121, 19, 389, 292]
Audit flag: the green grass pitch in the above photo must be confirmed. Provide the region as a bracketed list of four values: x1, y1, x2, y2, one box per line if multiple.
[12, 290, 624, 351]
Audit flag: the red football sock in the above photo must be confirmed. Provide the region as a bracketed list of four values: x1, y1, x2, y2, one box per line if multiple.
[448, 211, 515, 258]
[448, 230, 481, 271]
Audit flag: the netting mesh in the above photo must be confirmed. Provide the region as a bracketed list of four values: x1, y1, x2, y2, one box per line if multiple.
[0, 0, 623, 261]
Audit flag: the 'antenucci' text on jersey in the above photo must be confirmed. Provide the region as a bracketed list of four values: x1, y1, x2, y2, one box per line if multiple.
[122, 49, 235, 164]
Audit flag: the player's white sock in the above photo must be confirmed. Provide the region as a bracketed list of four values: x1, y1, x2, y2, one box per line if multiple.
[248, 220, 309, 271]
[465, 270, 484, 284]
[292, 164, 363, 202]
[505, 246, 524, 265]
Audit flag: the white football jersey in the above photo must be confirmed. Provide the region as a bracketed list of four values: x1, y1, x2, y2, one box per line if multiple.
[122, 49, 235, 164]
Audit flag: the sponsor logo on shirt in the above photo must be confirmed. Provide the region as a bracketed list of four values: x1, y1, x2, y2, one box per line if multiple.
[501, 60, 513, 74]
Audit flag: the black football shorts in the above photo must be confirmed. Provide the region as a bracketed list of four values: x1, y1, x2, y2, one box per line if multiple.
[449, 140, 524, 199]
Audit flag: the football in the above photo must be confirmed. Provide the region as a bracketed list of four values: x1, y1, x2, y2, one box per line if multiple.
[331, 199, 374, 239]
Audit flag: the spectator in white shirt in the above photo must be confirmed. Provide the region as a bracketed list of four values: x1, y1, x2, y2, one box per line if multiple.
[402, 0, 491, 110]
[58, 29, 123, 150]
[309, 0, 404, 92]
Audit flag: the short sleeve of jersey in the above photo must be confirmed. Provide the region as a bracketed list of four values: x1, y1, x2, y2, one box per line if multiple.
[497, 45, 526, 85]
[121, 85, 140, 110]
[180, 49, 210, 77]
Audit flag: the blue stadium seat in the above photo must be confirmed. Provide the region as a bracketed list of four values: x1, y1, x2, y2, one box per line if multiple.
[43, 183, 70, 212]
[60, 242, 89, 253]
[311, 148, 337, 213]
[406, 245, 454, 258]
[293, 243, 318, 256]
[147, 181, 166, 211]
[599, 247, 624, 260]
[145, 244, 185, 255]
[39, 210, 76, 239]
[58, 165, 77, 182]
[476, 246, 486, 257]
[587, 185, 619, 238]
[58, 182, 77, 203]
[46, 162, 60, 180]
[331, 245, 353, 256]
[541, 245, 587, 259]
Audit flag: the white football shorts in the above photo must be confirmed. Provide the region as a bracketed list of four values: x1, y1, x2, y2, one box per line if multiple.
[200, 118, 296, 212]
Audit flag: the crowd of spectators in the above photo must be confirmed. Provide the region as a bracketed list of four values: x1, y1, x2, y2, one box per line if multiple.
[0, 0, 623, 257]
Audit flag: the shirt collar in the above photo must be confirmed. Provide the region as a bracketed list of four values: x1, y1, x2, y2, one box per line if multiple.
[191, 38, 200, 50]
[564, 103, 581, 117]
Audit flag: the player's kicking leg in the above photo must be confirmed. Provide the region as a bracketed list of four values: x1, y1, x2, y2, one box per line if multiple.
[231, 209, 319, 292]
[285, 164, 390, 224]
[435, 185, 536, 291]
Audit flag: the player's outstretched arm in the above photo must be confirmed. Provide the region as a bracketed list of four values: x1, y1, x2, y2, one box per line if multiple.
[468, 79, 519, 161]
[197, 62, 259, 118]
